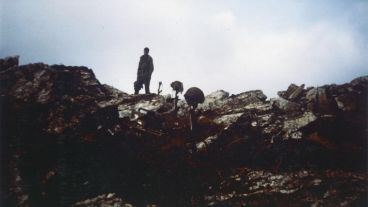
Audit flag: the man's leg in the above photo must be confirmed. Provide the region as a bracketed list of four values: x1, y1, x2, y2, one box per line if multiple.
[144, 78, 151, 94]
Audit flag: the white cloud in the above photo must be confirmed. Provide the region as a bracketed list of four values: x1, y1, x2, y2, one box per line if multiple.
[210, 11, 236, 29]
[209, 21, 367, 96]
[1, 0, 367, 97]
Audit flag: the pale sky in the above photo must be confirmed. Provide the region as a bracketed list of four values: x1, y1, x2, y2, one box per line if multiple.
[1, 0, 368, 97]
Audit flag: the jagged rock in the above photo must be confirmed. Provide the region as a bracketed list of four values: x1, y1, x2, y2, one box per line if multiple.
[244, 102, 273, 112]
[288, 84, 305, 100]
[204, 168, 367, 207]
[103, 84, 129, 98]
[199, 90, 268, 116]
[0, 55, 19, 71]
[234, 90, 267, 103]
[271, 97, 301, 113]
[207, 90, 229, 100]
[306, 86, 338, 114]
[334, 93, 358, 112]
[213, 112, 244, 126]
[278, 83, 305, 101]
[198, 90, 229, 111]
[196, 135, 218, 151]
[316, 87, 335, 114]
[278, 83, 298, 99]
[282, 112, 317, 139]
[351, 76, 368, 87]
[196, 90, 269, 128]
[305, 87, 317, 102]
[0, 63, 111, 135]
[117, 94, 166, 119]
[73, 193, 132, 207]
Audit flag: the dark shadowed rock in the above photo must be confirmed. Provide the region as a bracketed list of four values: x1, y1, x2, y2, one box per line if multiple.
[0, 55, 19, 71]
[334, 93, 358, 112]
[315, 87, 335, 114]
[351, 76, 368, 87]
[73, 193, 132, 207]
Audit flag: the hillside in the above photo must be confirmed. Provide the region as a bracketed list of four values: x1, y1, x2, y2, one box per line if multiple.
[0, 56, 367, 207]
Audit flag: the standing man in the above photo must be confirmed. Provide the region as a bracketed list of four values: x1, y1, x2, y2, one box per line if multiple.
[134, 47, 154, 94]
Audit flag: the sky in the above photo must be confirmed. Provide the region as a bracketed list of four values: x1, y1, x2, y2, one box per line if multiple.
[1, 0, 368, 97]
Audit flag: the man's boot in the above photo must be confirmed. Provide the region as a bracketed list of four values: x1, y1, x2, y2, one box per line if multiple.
[145, 87, 150, 94]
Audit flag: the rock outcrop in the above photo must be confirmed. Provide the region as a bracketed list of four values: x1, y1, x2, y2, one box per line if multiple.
[0, 55, 19, 72]
[0, 56, 367, 206]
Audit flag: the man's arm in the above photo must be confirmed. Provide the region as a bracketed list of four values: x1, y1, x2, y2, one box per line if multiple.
[137, 56, 142, 76]
[138, 56, 143, 69]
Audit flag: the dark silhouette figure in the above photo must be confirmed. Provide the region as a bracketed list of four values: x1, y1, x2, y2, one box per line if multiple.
[134, 47, 154, 94]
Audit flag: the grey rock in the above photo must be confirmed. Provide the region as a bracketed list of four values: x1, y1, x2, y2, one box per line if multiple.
[282, 112, 317, 139]
[288, 84, 305, 100]
[198, 90, 229, 111]
[271, 97, 301, 112]
[282, 83, 299, 99]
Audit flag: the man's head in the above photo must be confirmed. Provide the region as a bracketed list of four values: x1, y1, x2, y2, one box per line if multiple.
[144, 47, 149, 55]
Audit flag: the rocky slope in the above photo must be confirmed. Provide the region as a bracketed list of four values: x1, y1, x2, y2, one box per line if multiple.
[0, 56, 367, 207]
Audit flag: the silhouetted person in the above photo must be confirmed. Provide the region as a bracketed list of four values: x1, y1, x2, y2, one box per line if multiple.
[134, 47, 154, 94]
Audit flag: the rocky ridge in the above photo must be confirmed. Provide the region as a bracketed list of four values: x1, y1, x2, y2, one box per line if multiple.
[0, 56, 367, 206]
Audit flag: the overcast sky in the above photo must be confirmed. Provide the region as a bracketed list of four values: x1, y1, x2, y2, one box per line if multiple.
[1, 0, 367, 97]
